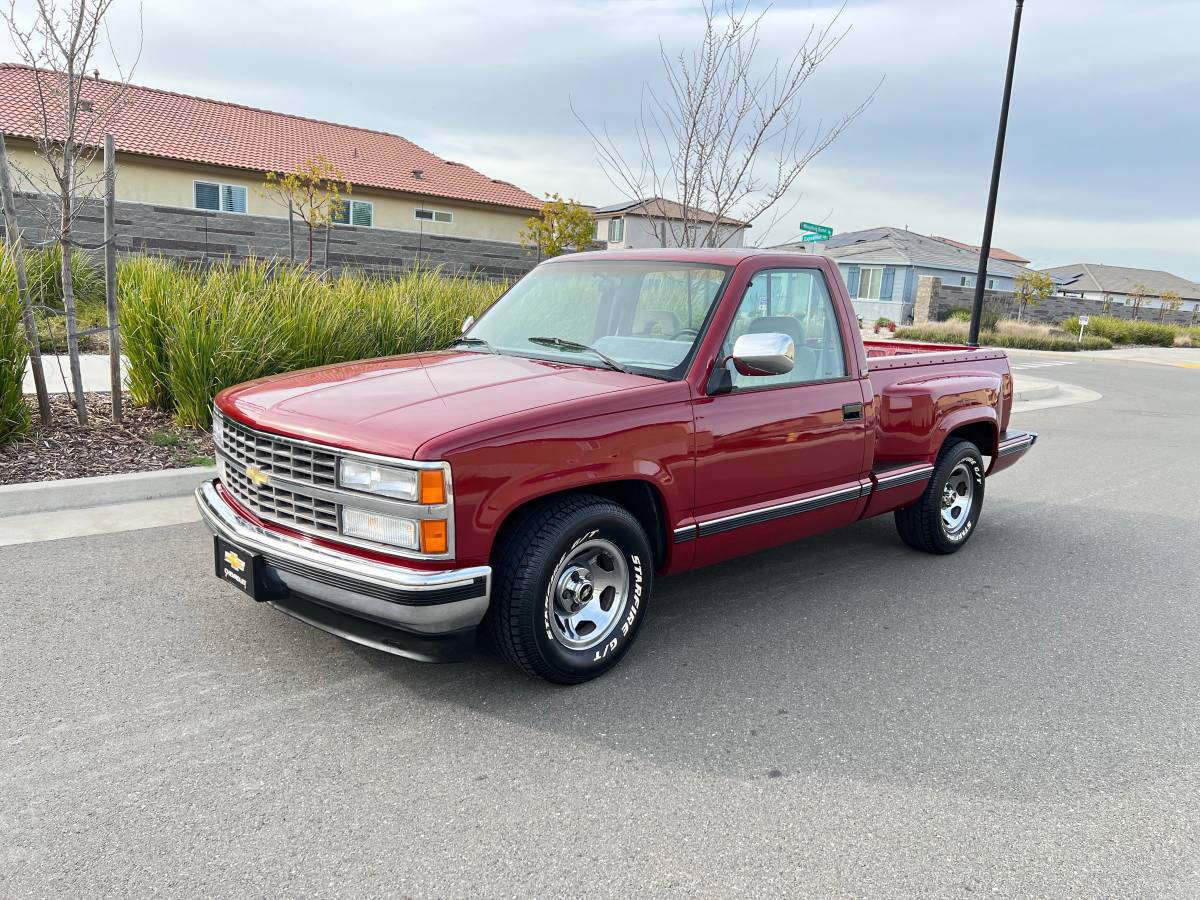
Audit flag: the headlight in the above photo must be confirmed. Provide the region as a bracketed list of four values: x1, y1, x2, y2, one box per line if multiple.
[338, 460, 446, 504]
[338, 460, 420, 501]
[212, 413, 224, 451]
[341, 508, 420, 550]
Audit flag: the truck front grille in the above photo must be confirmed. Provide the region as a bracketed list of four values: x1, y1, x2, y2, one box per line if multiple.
[220, 415, 338, 488]
[222, 463, 340, 536]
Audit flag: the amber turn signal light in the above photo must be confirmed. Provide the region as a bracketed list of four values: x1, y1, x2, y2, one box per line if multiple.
[419, 469, 446, 505]
[420, 519, 448, 554]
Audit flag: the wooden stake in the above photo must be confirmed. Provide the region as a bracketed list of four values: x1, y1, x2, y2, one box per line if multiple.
[0, 134, 52, 425]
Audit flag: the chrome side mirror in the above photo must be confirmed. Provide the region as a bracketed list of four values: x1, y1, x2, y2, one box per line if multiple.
[731, 332, 794, 376]
[461, 315, 476, 334]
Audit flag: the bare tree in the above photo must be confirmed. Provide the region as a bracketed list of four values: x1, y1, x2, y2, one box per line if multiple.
[577, 1, 877, 249]
[2, 0, 141, 424]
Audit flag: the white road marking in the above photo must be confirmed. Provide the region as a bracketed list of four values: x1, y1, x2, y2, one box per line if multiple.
[1010, 361, 1076, 370]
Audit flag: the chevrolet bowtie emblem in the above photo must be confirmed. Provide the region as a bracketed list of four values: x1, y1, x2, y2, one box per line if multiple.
[245, 464, 270, 486]
[223, 550, 246, 572]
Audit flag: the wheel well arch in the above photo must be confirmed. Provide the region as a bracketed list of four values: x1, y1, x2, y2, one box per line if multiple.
[944, 420, 998, 459]
[490, 480, 670, 571]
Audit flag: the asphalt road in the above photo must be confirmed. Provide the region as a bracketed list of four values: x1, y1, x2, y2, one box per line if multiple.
[3, 353, 1198, 897]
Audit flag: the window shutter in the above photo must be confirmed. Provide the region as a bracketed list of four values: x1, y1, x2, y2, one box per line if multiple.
[880, 266, 895, 300]
[195, 182, 220, 211]
[351, 201, 373, 227]
[222, 184, 247, 214]
[845, 265, 860, 297]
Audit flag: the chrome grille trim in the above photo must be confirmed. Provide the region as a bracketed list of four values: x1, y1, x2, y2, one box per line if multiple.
[213, 409, 455, 560]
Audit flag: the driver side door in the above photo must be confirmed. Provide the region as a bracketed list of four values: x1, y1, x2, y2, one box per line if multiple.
[689, 267, 870, 565]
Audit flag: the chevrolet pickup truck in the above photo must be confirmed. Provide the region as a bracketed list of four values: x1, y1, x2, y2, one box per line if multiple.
[198, 249, 1035, 683]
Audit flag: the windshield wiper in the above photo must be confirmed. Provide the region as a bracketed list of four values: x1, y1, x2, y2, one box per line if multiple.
[527, 336, 631, 374]
[451, 336, 499, 354]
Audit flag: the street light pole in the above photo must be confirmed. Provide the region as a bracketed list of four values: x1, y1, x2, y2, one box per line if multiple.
[968, 0, 1025, 348]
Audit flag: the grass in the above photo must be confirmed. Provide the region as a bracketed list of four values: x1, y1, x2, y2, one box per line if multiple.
[1060, 315, 1192, 348]
[120, 257, 508, 427]
[149, 429, 182, 448]
[23, 246, 110, 353]
[187, 455, 215, 467]
[896, 318, 1113, 352]
[1, 251, 30, 443]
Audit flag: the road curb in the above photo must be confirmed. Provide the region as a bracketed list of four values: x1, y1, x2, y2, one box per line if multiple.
[0, 466, 215, 518]
[1013, 383, 1060, 402]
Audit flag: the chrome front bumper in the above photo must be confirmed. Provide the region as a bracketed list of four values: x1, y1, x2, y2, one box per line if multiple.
[195, 480, 491, 657]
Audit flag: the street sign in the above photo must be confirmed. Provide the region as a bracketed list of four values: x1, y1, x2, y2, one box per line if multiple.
[800, 233, 825, 243]
[800, 221, 833, 238]
[1077, 314, 1089, 343]
[1079, 315, 1089, 326]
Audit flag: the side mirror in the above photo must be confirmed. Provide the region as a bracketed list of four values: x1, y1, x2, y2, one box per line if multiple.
[731, 332, 794, 376]
[461, 315, 475, 334]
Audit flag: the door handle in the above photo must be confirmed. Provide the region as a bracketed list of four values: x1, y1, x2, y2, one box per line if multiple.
[842, 402, 863, 421]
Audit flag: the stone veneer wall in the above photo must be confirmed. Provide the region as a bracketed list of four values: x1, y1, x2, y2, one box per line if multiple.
[913, 276, 1198, 326]
[4, 192, 540, 281]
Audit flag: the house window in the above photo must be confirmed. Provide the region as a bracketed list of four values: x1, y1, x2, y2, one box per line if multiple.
[333, 200, 374, 227]
[959, 275, 975, 288]
[857, 266, 884, 300]
[415, 208, 453, 224]
[987, 278, 996, 290]
[609, 217, 624, 243]
[195, 181, 247, 214]
[594, 219, 608, 241]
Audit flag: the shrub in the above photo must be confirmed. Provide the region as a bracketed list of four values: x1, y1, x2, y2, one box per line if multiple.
[941, 305, 1000, 330]
[874, 316, 895, 329]
[1061, 315, 1176, 347]
[120, 258, 508, 427]
[0, 251, 30, 443]
[895, 323, 1112, 352]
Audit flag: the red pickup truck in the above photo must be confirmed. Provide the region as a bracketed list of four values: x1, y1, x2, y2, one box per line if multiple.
[198, 249, 1035, 683]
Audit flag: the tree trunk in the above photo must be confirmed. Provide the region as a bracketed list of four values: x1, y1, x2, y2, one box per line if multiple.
[306, 224, 313, 267]
[60, 191, 88, 425]
[104, 134, 121, 423]
[0, 134, 51, 425]
[287, 199, 295, 262]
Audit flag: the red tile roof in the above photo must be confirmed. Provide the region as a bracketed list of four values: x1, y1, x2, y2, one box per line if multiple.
[0, 64, 543, 212]
[929, 235, 1030, 265]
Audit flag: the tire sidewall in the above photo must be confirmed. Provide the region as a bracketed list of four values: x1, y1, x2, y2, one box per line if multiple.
[935, 445, 985, 550]
[532, 508, 652, 679]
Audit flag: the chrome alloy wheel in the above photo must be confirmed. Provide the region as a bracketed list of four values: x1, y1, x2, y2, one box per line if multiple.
[940, 461, 975, 535]
[549, 538, 630, 651]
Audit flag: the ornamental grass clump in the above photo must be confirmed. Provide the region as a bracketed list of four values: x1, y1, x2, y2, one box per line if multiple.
[119, 257, 506, 428]
[1060, 315, 1176, 347]
[0, 251, 30, 442]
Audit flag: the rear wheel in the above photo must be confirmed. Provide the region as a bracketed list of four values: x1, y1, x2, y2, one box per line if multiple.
[488, 495, 653, 684]
[895, 439, 985, 554]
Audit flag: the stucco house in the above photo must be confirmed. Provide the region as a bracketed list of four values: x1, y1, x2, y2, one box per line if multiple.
[0, 64, 543, 278]
[774, 227, 1029, 323]
[1042, 263, 1200, 318]
[592, 198, 749, 249]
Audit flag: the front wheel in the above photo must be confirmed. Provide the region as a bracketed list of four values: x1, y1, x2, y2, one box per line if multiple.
[894, 439, 985, 554]
[488, 495, 653, 684]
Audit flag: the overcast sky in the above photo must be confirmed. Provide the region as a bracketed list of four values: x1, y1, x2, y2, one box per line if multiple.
[7, 0, 1198, 277]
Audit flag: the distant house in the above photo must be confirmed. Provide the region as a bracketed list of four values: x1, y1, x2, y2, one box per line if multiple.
[592, 198, 749, 249]
[0, 64, 543, 278]
[775, 226, 1029, 323]
[1042, 263, 1200, 316]
[929, 236, 1030, 266]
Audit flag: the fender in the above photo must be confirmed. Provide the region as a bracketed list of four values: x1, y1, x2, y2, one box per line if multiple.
[441, 400, 695, 569]
[875, 370, 1002, 463]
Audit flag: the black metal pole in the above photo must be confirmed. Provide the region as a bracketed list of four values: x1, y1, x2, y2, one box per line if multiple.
[969, 0, 1024, 347]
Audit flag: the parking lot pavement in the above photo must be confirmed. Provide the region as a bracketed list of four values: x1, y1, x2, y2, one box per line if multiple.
[3, 355, 1198, 897]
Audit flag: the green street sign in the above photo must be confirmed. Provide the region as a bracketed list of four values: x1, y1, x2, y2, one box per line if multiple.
[800, 221, 833, 237]
[800, 232, 825, 243]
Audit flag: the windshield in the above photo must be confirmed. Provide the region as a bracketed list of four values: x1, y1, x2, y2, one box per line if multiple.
[463, 260, 731, 379]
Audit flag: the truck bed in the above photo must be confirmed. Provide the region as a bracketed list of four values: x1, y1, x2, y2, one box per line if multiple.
[862, 339, 1010, 372]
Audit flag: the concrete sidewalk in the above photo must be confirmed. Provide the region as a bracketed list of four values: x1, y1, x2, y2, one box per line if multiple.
[23, 353, 127, 394]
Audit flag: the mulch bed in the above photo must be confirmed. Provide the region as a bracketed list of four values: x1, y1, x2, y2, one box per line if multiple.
[1, 393, 214, 485]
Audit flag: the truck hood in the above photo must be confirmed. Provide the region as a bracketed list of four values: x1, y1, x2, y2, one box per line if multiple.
[216, 351, 666, 459]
